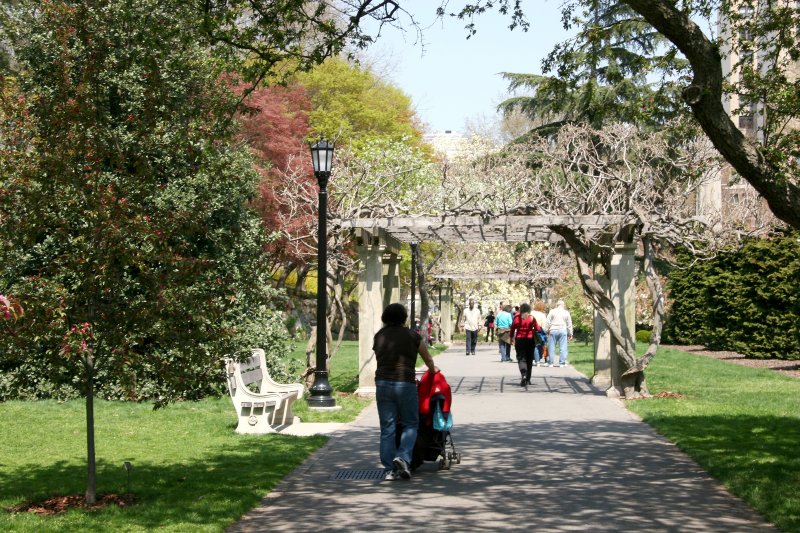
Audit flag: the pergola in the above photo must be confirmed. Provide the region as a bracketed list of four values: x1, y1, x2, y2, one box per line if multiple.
[337, 214, 637, 398]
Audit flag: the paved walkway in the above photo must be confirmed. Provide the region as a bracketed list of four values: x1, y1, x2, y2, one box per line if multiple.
[229, 342, 774, 532]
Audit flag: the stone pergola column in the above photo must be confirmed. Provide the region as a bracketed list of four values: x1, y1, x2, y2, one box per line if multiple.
[591, 240, 637, 397]
[608, 241, 637, 395]
[440, 282, 453, 344]
[383, 252, 401, 307]
[355, 242, 385, 396]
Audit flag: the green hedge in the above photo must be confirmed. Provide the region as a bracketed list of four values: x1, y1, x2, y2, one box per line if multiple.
[663, 229, 800, 359]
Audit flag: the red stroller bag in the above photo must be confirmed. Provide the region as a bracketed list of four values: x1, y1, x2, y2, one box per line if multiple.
[413, 371, 460, 470]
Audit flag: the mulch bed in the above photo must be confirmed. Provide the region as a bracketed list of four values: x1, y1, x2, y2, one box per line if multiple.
[8, 493, 134, 515]
[662, 344, 800, 379]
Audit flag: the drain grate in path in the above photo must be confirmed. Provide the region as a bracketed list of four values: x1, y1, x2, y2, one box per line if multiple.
[330, 468, 386, 481]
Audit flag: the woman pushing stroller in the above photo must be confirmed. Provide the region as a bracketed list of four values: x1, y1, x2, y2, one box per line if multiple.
[373, 303, 439, 481]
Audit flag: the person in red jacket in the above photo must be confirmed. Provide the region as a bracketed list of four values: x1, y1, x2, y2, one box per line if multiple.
[510, 303, 541, 387]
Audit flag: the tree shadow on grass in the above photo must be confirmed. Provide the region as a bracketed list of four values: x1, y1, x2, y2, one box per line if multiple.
[638, 413, 800, 533]
[0, 433, 326, 531]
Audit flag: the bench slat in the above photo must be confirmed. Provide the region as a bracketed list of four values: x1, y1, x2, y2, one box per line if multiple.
[243, 356, 260, 369]
[241, 367, 263, 386]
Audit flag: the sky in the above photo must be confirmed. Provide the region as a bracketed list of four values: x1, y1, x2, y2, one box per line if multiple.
[364, 1, 573, 135]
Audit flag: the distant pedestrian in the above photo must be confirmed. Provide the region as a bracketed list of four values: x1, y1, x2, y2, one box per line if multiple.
[531, 301, 548, 366]
[461, 298, 482, 356]
[484, 309, 495, 342]
[373, 303, 439, 481]
[545, 299, 573, 367]
[494, 304, 514, 362]
[510, 303, 540, 387]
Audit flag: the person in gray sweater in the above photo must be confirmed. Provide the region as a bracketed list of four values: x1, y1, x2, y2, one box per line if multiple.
[545, 299, 573, 367]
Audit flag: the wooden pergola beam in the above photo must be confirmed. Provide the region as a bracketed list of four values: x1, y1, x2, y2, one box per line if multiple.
[337, 215, 628, 244]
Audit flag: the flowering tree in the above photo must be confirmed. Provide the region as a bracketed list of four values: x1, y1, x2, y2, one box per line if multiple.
[392, 120, 770, 397]
[273, 137, 439, 380]
[525, 121, 771, 396]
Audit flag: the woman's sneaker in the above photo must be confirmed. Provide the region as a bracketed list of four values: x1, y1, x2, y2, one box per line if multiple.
[393, 457, 412, 479]
[384, 470, 399, 481]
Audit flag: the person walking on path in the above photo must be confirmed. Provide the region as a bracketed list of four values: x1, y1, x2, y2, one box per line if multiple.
[484, 309, 495, 342]
[373, 303, 439, 481]
[531, 301, 548, 366]
[510, 303, 540, 387]
[461, 298, 482, 356]
[494, 304, 514, 362]
[545, 299, 573, 367]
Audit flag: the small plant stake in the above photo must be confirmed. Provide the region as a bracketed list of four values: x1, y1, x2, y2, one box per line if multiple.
[123, 461, 132, 495]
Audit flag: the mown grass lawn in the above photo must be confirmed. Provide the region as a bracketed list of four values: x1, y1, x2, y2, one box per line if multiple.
[569, 342, 800, 533]
[0, 396, 326, 532]
[624, 347, 800, 533]
[0, 340, 446, 532]
[5, 340, 798, 531]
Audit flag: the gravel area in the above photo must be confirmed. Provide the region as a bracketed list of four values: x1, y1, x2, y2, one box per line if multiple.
[662, 344, 800, 379]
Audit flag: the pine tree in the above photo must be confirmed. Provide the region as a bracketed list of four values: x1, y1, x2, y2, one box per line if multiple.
[499, 0, 688, 135]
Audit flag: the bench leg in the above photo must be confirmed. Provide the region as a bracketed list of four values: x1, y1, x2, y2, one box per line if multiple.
[235, 403, 278, 434]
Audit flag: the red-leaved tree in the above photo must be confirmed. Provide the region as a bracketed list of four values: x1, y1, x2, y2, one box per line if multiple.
[238, 84, 317, 289]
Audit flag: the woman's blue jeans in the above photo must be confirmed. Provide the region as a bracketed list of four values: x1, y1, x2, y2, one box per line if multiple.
[375, 379, 419, 471]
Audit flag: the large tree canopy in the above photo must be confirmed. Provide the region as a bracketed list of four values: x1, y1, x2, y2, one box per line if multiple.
[440, 0, 800, 230]
[296, 56, 424, 148]
[0, 0, 352, 503]
[499, 0, 687, 134]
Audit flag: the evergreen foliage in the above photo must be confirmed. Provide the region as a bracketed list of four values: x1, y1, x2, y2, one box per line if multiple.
[664, 230, 800, 359]
[0, 0, 294, 403]
[498, 0, 687, 134]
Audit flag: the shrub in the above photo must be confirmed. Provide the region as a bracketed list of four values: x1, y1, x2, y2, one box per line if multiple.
[663, 230, 800, 358]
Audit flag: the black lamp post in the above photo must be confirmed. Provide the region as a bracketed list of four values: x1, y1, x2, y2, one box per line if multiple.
[309, 139, 336, 408]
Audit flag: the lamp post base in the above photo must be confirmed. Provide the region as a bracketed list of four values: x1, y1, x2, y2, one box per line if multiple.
[308, 371, 337, 408]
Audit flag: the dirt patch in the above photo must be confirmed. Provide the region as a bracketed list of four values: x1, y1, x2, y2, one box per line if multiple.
[652, 391, 687, 399]
[662, 345, 800, 379]
[8, 493, 134, 515]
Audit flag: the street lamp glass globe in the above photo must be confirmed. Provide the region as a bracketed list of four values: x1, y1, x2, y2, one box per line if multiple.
[310, 140, 334, 174]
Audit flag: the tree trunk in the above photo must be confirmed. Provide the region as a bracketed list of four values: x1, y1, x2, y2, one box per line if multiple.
[303, 323, 317, 388]
[275, 264, 292, 290]
[330, 267, 346, 359]
[623, 0, 800, 230]
[620, 236, 667, 393]
[552, 226, 645, 397]
[415, 247, 431, 344]
[454, 304, 464, 333]
[293, 265, 309, 297]
[84, 353, 97, 505]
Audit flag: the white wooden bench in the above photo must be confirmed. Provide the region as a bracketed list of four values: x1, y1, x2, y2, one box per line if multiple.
[224, 348, 305, 434]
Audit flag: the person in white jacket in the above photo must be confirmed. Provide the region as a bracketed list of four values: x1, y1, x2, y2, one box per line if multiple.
[461, 298, 482, 356]
[545, 299, 573, 367]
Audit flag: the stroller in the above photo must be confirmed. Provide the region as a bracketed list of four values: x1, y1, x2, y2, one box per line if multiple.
[412, 371, 461, 470]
